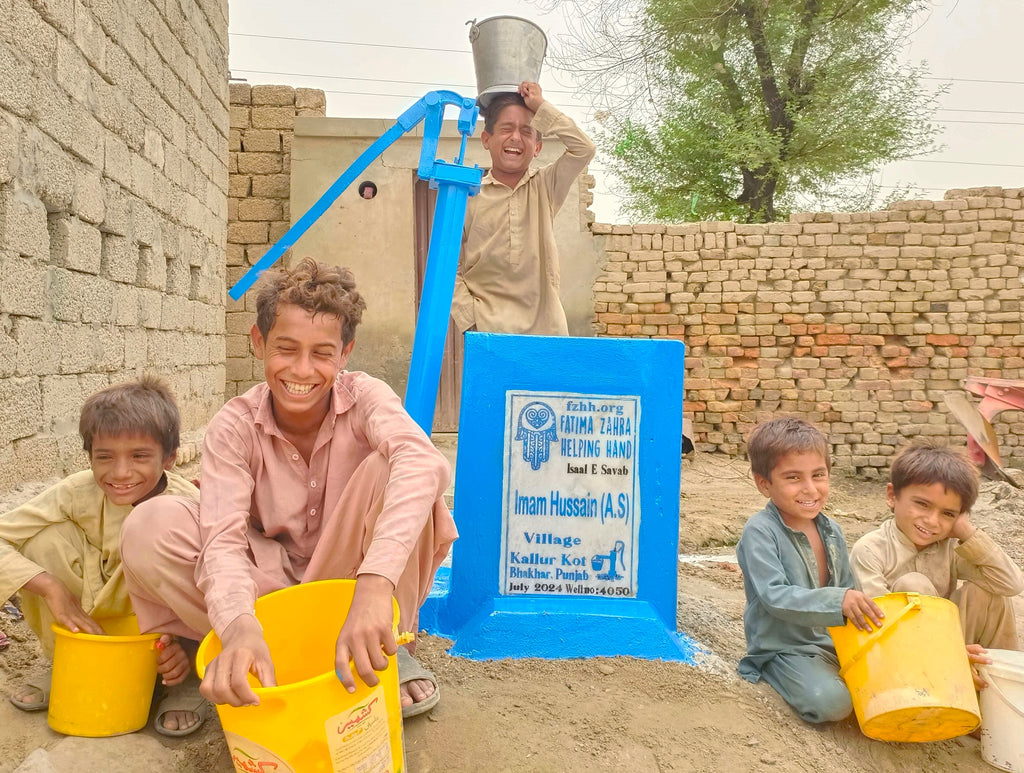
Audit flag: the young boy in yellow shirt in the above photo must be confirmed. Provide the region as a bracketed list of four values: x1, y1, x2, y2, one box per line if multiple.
[0, 376, 201, 733]
[850, 440, 1023, 651]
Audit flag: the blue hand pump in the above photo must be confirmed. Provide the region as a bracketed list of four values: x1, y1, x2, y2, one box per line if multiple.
[228, 92, 482, 435]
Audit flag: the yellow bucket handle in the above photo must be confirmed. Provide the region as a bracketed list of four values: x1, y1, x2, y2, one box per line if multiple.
[838, 594, 921, 679]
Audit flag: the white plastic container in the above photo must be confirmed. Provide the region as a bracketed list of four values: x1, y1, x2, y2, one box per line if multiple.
[979, 649, 1024, 771]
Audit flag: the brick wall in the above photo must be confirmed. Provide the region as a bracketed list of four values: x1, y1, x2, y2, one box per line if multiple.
[0, 0, 229, 492]
[592, 187, 1024, 475]
[225, 83, 326, 398]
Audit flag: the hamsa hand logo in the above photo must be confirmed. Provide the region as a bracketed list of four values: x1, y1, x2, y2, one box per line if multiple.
[515, 401, 558, 471]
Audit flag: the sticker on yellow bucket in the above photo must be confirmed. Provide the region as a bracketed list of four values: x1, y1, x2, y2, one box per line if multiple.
[325, 684, 393, 773]
[224, 731, 295, 773]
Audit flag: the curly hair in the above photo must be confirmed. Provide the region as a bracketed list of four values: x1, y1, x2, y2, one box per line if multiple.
[747, 417, 831, 480]
[890, 439, 979, 513]
[255, 258, 367, 344]
[79, 374, 180, 457]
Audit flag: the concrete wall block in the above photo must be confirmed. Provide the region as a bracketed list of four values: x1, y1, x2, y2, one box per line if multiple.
[49, 215, 102, 273]
[0, 254, 49, 317]
[111, 281, 140, 326]
[0, 112, 18, 186]
[12, 0, 57, 71]
[0, 375, 42, 443]
[237, 197, 281, 221]
[235, 152, 282, 175]
[73, 164, 105, 224]
[123, 327, 146, 368]
[73, 1, 107, 72]
[228, 174, 251, 198]
[56, 33, 91, 104]
[240, 129, 281, 153]
[0, 316, 14, 379]
[136, 244, 166, 290]
[227, 220, 268, 244]
[100, 232, 138, 282]
[0, 40, 35, 117]
[11, 317, 58, 375]
[23, 125, 75, 212]
[138, 286, 163, 328]
[249, 106, 294, 130]
[104, 133, 133, 188]
[67, 104, 105, 169]
[251, 84, 294, 106]
[0, 185, 49, 258]
[229, 81, 251, 105]
[12, 432, 65, 480]
[251, 173, 288, 198]
[295, 88, 326, 111]
[57, 322, 95, 372]
[229, 105, 249, 130]
[40, 372, 83, 433]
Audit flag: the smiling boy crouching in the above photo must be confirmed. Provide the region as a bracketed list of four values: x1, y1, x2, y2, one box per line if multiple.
[736, 417, 883, 723]
[850, 440, 1023, 651]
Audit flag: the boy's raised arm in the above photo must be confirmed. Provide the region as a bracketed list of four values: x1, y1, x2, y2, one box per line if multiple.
[954, 527, 1024, 597]
[530, 98, 596, 212]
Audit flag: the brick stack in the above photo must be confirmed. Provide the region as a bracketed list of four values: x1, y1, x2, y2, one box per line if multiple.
[0, 0, 229, 491]
[592, 188, 1024, 475]
[225, 83, 326, 398]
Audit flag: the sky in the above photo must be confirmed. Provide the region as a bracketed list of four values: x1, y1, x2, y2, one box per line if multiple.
[227, 0, 1024, 223]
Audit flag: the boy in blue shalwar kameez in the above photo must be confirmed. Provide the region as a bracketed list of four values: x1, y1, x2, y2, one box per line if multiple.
[736, 417, 883, 723]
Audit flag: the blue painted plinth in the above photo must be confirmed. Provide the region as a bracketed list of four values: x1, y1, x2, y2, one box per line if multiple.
[423, 333, 696, 663]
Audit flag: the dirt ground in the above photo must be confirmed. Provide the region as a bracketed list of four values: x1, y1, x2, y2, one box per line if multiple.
[2, 452, 1023, 772]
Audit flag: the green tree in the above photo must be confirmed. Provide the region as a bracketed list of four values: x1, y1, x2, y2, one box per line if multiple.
[550, 0, 941, 222]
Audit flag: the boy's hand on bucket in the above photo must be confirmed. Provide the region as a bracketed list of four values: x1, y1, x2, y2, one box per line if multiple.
[200, 613, 277, 707]
[335, 574, 397, 694]
[842, 589, 885, 631]
[27, 573, 105, 636]
[156, 635, 190, 686]
[519, 81, 544, 113]
[966, 644, 991, 690]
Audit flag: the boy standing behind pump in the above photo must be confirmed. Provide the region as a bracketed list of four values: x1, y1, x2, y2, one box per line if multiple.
[851, 440, 1023, 651]
[452, 81, 595, 335]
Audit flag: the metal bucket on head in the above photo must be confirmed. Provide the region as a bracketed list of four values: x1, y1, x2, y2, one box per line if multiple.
[468, 16, 547, 109]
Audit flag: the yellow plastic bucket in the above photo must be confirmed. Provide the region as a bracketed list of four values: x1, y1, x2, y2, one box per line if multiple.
[828, 592, 980, 742]
[48, 615, 160, 736]
[197, 579, 406, 773]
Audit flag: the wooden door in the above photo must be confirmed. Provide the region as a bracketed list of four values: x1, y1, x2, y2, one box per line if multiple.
[413, 178, 463, 432]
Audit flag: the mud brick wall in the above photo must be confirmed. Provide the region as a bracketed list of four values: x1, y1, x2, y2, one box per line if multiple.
[0, 0, 229, 492]
[225, 83, 326, 398]
[592, 187, 1024, 475]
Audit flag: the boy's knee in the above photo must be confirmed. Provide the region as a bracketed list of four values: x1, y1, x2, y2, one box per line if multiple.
[796, 680, 853, 723]
[893, 572, 937, 595]
[20, 520, 87, 563]
[121, 496, 196, 569]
